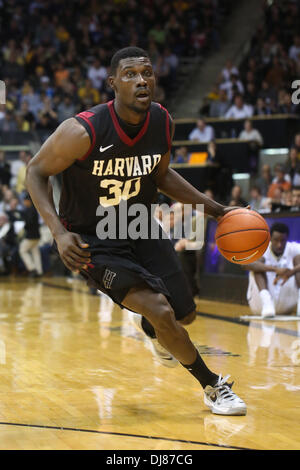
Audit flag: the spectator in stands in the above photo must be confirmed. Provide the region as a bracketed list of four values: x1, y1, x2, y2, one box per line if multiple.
[277, 90, 297, 114]
[18, 101, 36, 130]
[255, 163, 272, 197]
[206, 141, 218, 165]
[78, 79, 101, 107]
[2, 52, 25, 86]
[0, 151, 11, 186]
[289, 35, 300, 61]
[188, 118, 215, 142]
[15, 150, 32, 196]
[153, 55, 171, 89]
[15, 113, 30, 132]
[148, 23, 167, 47]
[239, 119, 263, 174]
[270, 186, 284, 210]
[54, 62, 70, 87]
[20, 82, 42, 118]
[284, 147, 300, 187]
[254, 97, 267, 116]
[225, 94, 253, 119]
[0, 105, 5, 121]
[171, 202, 201, 297]
[249, 186, 270, 212]
[57, 95, 76, 123]
[206, 85, 220, 103]
[35, 16, 55, 47]
[162, 47, 179, 77]
[39, 77, 55, 99]
[87, 58, 108, 91]
[221, 59, 239, 82]
[281, 189, 293, 208]
[267, 164, 291, 199]
[258, 81, 277, 104]
[6, 195, 22, 222]
[37, 96, 58, 130]
[36, 114, 57, 139]
[0, 111, 18, 132]
[1, 187, 17, 212]
[239, 119, 263, 146]
[265, 56, 286, 89]
[0, 212, 17, 275]
[293, 133, 300, 160]
[209, 89, 230, 118]
[19, 193, 42, 278]
[244, 82, 258, 107]
[227, 185, 248, 207]
[220, 73, 244, 101]
[291, 187, 300, 210]
[173, 146, 189, 164]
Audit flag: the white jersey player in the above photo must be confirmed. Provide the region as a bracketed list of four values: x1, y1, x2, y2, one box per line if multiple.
[245, 223, 300, 317]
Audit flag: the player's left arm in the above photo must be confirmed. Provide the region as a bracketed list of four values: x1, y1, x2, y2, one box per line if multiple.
[155, 117, 239, 219]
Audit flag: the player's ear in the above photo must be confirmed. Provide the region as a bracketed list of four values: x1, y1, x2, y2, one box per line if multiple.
[108, 76, 116, 92]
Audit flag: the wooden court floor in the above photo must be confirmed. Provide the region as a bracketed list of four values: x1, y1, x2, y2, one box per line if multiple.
[0, 277, 299, 450]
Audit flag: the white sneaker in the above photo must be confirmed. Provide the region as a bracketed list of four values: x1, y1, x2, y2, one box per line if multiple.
[130, 312, 178, 368]
[261, 305, 275, 318]
[260, 290, 275, 318]
[204, 375, 247, 416]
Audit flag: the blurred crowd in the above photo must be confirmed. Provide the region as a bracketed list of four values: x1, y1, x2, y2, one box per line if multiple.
[202, 0, 300, 119]
[0, 149, 52, 276]
[172, 126, 300, 213]
[0, 0, 232, 137]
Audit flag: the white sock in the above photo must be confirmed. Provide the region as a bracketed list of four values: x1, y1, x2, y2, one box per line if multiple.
[259, 289, 275, 317]
[297, 290, 300, 316]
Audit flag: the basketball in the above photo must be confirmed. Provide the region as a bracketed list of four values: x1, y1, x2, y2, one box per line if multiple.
[215, 208, 270, 265]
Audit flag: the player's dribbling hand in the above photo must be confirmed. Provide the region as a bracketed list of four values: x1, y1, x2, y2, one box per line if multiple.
[55, 232, 91, 273]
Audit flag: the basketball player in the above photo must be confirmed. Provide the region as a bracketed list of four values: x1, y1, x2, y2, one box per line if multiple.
[246, 223, 300, 317]
[26, 47, 246, 415]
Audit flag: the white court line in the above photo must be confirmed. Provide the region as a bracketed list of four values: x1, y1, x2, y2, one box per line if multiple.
[240, 315, 300, 322]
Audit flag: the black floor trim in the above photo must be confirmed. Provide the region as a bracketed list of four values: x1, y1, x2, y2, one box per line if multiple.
[0, 421, 256, 450]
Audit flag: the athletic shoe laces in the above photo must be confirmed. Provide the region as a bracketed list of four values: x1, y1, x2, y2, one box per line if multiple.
[208, 375, 239, 403]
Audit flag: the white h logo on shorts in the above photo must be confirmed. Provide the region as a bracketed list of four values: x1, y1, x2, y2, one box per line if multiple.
[103, 269, 116, 289]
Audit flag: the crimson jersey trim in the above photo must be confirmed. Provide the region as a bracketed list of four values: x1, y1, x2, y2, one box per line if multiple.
[76, 112, 96, 161]
[107, 100, 150, 147]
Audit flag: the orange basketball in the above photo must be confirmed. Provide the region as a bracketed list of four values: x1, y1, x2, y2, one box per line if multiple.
[215, 208, 270, 264]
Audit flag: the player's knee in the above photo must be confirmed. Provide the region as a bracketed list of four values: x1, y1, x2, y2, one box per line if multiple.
[179, 310, 196, 325]
[151, 295, 175, 331]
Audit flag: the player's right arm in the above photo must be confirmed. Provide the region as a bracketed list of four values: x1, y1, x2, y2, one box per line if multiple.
[243, 258, 276, 273]
[26, 118, 92, 272]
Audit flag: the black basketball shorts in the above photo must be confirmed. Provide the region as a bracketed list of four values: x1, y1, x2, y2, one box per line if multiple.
[76, 234, 196, 321]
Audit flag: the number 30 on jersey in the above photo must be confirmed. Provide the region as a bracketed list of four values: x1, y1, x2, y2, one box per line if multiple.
[99, 177, 141, 207]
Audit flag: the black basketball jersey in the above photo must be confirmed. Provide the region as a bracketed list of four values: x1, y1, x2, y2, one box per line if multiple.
[59, 100, 172, 235]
